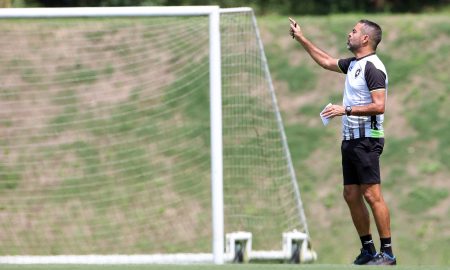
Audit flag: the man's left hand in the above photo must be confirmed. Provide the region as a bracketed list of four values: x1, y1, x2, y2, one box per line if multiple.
[321, 104, 345, 118]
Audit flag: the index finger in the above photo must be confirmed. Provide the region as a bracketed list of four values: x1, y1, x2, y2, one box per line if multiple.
[288, 17, 297, 25]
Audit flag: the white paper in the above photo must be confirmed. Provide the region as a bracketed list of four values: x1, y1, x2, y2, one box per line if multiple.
[320, 103, 332, 126]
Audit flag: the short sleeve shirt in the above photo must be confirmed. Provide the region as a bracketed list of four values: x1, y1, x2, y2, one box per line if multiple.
[338, 53, 388, 140]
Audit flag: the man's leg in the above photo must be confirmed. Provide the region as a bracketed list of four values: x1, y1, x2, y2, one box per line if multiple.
[343, 184, 371, 236]
[343, 184, 377, 264]
[362, 184, 396, 265]
[342, 139, 377, 264]
[361, 184, 390, 238]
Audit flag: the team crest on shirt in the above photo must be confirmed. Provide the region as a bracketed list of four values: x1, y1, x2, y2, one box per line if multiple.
[355, 68, 361, 78]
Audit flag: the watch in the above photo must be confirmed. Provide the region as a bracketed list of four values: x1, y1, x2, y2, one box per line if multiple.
[345, 105, 352, 116]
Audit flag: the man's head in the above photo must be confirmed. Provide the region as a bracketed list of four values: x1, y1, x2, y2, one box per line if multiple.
[347, 19, 382, 53]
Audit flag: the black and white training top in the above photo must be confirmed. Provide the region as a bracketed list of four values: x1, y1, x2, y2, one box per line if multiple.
[338, 53, 388, 141]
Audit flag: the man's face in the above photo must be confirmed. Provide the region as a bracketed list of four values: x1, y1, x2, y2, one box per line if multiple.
[347, 23, 366, 52]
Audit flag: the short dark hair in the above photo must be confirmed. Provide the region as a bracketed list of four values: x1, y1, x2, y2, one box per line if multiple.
[359, 19, 382, 50]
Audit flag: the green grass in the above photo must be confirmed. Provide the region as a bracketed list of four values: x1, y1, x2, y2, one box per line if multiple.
[0, 164, 21, 190]
[401, 186, 449, 214]
[266, 49, 317, 93]
[55, 64, 98, 85]
[0, 13, 449, 266]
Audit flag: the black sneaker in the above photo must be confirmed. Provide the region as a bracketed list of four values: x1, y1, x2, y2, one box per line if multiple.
[353, 248, 377, 265]
[367, 251, 397, 265]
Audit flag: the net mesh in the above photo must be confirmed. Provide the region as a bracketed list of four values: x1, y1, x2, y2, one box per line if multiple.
[0, 11, 305, 255]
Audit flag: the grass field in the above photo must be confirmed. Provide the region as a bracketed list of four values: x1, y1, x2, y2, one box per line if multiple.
[0, 265, 450, 270]
[0, 11, 449, 268]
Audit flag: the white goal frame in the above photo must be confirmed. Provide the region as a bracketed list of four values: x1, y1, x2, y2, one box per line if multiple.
[0, 6, 310, 265]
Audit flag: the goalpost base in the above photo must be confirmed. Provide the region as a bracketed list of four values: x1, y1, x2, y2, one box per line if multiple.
[0, 252, 316, 265]
[0, 254, 215, 265]
[0, 231, 316, 265]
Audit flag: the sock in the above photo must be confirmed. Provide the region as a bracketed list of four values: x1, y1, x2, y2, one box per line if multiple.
[360, 234, 376, 255]
[380, 237, 394, 257]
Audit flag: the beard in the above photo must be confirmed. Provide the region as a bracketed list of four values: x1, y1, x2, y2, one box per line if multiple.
[347, 40, 360, 52]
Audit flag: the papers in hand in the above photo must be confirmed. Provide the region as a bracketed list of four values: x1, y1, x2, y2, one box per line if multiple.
[320, 103, 332, 126]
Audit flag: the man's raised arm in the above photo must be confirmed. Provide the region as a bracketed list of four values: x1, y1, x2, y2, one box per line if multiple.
[289, 17, 341, 73]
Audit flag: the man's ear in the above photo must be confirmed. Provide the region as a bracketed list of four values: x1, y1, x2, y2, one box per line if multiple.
[362, 34, 370, 46]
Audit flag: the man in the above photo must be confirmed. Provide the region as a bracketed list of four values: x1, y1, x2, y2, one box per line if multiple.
[289, 18, 396, 265]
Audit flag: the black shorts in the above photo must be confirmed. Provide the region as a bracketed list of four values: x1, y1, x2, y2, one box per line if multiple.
[341, 137, 384, 185]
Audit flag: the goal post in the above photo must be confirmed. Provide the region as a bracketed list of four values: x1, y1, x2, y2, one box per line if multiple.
[0, 6, 313, 265]
[208, 6, 224, 265]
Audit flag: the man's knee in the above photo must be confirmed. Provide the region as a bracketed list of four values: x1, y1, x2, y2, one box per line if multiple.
[343, 185, 361, 204]
[362, 185, 383, 206]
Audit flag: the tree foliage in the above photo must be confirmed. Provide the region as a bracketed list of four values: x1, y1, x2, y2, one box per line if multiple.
[21, 0, 449, 14]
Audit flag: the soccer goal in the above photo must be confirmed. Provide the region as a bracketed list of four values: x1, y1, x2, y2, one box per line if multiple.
[0, 6, 315, 265]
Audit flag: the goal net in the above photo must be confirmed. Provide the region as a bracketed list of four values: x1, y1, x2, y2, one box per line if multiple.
[0, 7, 311, 264]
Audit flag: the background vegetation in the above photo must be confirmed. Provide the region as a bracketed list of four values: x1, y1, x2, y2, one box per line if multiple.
[6, 0, 450, 14]
[0, 1, 449, 266]
[259, 13, 449, 265]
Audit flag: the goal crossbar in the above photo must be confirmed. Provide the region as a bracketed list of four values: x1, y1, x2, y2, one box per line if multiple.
[0, 6, 227, 18]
